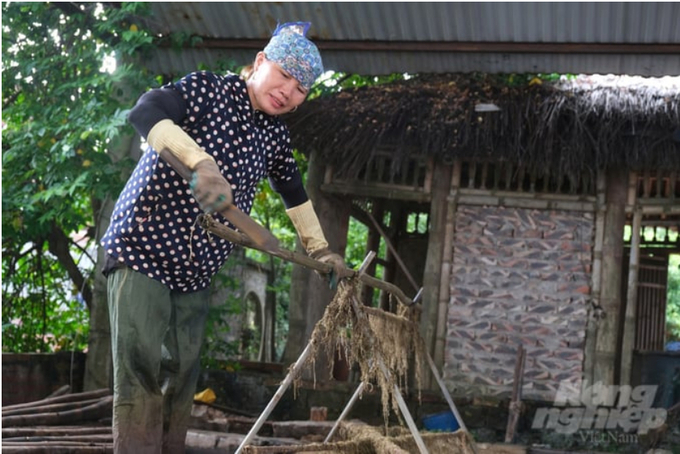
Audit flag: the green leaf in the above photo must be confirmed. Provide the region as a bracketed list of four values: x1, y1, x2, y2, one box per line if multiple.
[2, 1, 158, 353]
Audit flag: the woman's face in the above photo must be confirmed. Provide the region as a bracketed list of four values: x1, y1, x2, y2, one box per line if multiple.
[247, 52, 309, 116]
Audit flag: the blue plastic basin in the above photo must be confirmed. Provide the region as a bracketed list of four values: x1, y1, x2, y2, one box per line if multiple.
[422, 410, 460, 432]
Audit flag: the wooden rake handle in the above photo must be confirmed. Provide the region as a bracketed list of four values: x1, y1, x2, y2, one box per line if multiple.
[198, 214, 418, 309]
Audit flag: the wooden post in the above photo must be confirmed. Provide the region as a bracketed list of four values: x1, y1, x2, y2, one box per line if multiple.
[420, 160, 453, 388]
[583, 172, 607, 390]
[360, 201, 383, 306]
[620, 207, 642, 385]
[593, 167, 629, 389]
[434, 160, 460, 377]
[504, 345, 526, 443]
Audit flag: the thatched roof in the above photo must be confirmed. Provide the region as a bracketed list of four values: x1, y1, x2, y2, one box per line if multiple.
[287, 74, 680, 180]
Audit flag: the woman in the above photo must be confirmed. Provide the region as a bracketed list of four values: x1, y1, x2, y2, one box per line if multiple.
[100, 22, 345, 453]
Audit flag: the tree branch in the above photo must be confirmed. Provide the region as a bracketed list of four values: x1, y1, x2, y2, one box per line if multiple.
[2, 90, 22, 111]
[46, 222, 92, 311]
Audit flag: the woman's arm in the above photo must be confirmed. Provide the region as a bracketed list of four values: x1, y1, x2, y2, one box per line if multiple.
[127, 85, 232, 213]
[127, 88, 186, 139]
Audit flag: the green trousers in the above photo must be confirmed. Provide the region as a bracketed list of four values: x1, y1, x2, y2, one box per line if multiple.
[107, 267, 209, 454]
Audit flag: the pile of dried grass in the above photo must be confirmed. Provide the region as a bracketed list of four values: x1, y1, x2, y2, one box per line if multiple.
[243, 421, 476, 454]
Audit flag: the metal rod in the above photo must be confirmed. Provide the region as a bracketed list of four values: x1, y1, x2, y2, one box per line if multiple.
[234, 342, 313, 454]
[323, 382, 366, 443]
[423, 349, 467, 433]
[356, 251, 378, 275]
[382, 361, 430, 454]
[413, 289, 471, 439]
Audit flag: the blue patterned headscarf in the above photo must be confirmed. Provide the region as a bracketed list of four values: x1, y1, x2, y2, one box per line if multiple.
[263, 22, 324, 90]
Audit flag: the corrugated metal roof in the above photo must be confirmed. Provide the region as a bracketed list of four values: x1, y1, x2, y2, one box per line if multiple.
[143, 2, 680, 77]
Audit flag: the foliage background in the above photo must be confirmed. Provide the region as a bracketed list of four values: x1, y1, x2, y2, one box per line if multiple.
[2, 2, 155, 352]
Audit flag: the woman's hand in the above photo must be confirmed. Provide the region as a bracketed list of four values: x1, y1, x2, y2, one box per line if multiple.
[190, 160, 233, 214]
[311, 247, 353, 289]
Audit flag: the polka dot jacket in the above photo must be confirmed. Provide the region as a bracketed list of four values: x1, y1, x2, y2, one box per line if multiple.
[101, 72, 300, 293]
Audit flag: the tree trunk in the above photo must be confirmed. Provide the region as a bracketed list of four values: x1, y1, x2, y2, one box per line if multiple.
[47, 222, 92, 311]
[282, 151, 351, 379]
[261, 256, 277, 363]
[83, 120, 140, 392]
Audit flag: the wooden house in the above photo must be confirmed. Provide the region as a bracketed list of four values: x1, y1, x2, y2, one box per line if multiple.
[286, 73, 680, 403]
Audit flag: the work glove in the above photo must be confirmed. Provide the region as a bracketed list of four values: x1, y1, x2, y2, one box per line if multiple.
[190, 160, 233, 214]
[286, 200, 328, 253]
[147, 119, 233, 214]
[147, 119, 214, 169]
[310, 247, 353, 289]
[146, 119, 233, 214]
[287, 200, 352, 288]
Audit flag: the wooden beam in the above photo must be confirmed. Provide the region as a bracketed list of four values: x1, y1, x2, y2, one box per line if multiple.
[321, 183, 431, 203]
[181, 37, 680, 55]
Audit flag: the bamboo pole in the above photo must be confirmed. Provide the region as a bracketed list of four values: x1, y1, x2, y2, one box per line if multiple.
[2, 396, 112, 428]
[434, 160, 460, 382]
[44, 385, 71, 399]
[2, 426, 112, 438]
[593, 168, 628, 387]
[620, 208, 642, 385]
[365, 210, 420, 293]
[583, 172, 607, 392]
[2, 398, 108, 417]
[0, 443, 112, 453]
[2, 389, 111, 413]
[3, 434, 112, 443]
